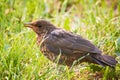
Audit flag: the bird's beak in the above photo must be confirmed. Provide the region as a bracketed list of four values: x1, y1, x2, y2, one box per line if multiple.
[24, 22, 33, 28]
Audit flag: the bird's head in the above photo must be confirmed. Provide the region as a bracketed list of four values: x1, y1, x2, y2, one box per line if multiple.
[24, 20, 56, 35]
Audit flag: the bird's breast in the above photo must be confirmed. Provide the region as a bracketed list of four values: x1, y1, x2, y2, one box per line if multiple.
[37, 35, 42, 46]
[40, 43, 57, 62]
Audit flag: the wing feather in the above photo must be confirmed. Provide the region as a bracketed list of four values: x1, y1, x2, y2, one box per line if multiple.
[44, 29, 102, 55]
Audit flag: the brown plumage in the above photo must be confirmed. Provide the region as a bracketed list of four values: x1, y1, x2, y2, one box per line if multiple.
[24, 20, 117, 68]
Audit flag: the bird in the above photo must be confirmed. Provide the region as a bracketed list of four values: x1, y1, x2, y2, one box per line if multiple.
[24, 20, 117, 68]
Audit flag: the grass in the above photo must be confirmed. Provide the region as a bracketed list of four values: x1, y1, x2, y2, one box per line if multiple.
[0, 0, 120, 80]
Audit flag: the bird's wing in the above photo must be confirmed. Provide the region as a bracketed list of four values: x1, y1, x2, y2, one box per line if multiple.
[44, 29, 102, 55]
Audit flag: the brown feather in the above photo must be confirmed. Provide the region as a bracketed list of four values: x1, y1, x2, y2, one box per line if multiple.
[24, 20, 117, 67]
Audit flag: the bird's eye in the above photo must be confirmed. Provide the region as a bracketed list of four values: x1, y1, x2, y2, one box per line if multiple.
[36, 23, 42, 27]
[38, 25, 42, 27]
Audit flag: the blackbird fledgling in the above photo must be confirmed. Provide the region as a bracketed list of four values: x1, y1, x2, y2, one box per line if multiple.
[24, 20, 117, 68]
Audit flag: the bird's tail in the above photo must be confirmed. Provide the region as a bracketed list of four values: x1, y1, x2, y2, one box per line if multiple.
[91, 54, 117, 68]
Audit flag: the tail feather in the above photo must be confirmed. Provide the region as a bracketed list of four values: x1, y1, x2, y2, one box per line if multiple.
[91, 56, 107, 67]
[91, 54, 117, 68]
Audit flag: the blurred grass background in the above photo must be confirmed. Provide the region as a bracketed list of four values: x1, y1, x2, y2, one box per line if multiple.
[0, 0, 120, 80]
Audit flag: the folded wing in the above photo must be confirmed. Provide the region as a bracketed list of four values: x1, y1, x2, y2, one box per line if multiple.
[44, 29, 102, 55]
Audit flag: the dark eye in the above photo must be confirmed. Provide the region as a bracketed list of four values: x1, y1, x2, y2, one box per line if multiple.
[38, 25, 42, 27]
[36, 23, 42, 27]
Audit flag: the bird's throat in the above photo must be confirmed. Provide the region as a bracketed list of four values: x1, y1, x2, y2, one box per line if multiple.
[36, 34, 45, 46]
